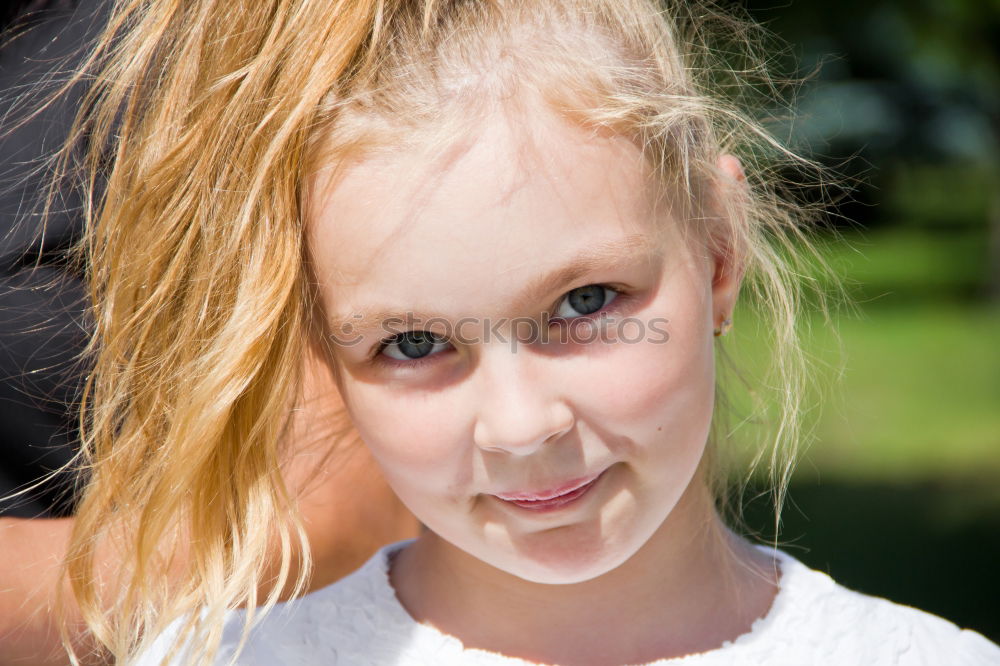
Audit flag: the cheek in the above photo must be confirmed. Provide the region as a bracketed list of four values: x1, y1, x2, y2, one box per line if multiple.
[573, 325, 716, 436]
[340, 384, 469, 490]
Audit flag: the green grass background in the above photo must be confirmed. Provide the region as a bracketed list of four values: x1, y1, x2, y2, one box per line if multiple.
[724, 226, 1000, 642]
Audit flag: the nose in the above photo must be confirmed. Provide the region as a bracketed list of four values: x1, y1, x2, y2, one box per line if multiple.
[471, 345, 575, 456]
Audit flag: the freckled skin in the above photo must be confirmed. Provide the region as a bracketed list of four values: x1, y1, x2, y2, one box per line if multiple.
[307, 106, 773, 664]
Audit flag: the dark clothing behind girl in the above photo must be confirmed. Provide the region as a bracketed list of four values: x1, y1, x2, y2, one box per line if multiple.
[0, 0, 107, 517]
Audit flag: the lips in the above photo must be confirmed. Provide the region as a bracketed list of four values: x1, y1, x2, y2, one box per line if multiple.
[495, 474, 599, 501]
[493, 470, 605, 512]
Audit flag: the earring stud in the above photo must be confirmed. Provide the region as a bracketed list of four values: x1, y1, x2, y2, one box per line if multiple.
[713, 317, 733, 337]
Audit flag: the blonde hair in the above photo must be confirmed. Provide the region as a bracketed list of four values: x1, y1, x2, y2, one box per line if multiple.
[52, 0, 842, 663]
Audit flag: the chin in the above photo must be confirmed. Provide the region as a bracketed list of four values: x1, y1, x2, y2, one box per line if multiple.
[489, 521, 647, 586]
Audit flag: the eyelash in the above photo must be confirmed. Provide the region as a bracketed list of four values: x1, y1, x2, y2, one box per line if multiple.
[368, 283, 632, 369]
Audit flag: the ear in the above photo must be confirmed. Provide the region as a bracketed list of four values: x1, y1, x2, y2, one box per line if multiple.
[718, 154, 746, 186]
[709, 154, 748, 333]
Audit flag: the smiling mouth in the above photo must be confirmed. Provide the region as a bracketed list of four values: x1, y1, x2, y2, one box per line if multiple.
[493, 470, 606, 512]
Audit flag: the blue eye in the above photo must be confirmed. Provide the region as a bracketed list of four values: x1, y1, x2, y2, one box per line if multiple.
[554, 285, 618, 319]
[380, 330, 450, 361]
[373, 285, 623, 365]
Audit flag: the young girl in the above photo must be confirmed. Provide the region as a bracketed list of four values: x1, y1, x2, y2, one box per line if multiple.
[58, 1, 999, 664]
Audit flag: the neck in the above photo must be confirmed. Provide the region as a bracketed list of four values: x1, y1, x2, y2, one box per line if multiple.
[390, 482, 779, 665]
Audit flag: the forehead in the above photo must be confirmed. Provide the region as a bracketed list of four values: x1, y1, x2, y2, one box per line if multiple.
[306, 109, 676, 318]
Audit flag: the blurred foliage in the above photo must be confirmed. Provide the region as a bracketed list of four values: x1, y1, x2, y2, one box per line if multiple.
[716, 0, 1000, 485]
[739, 0, 999, 163]
[717, 0, 1000, 642]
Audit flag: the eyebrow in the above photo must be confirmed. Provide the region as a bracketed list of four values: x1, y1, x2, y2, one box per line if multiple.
[327, 233, 662, 338]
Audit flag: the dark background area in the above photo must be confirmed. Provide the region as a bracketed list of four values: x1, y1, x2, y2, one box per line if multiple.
[1, 0, 99, 518]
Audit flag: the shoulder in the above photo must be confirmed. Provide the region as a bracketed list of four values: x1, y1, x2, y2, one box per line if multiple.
[746, 547, 1000, 666]
[133, 540, 417, 666]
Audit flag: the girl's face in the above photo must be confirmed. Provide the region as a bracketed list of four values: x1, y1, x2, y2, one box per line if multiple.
[308, 109, 739, 584]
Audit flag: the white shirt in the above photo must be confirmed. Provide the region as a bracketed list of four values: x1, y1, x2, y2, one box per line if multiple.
[137, 541, 1000, 665]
